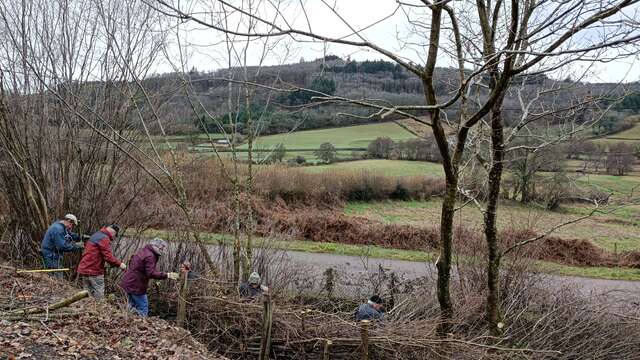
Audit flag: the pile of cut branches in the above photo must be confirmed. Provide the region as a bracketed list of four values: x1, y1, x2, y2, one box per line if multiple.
[0, 265, 224, 360]
[180, 277, 555, 360]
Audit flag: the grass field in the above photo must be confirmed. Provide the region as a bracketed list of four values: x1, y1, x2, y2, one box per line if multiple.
[594, 116, 640, 144]
[574, 172, 640, 196]
[304, 158, 638, 197]
[344, 200, 640, 252]
[183, 122, 417, 162]
[302, 159, 445, 177]
[238, 122, 416, 150]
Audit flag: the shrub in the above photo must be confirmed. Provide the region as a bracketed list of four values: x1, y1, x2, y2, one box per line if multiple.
[295, 155, 306, 164]
[390, 181, 411, 201]
[367, 137, 396, 159]
[606, 142, 634, 175]
[314, 142, 337, 163]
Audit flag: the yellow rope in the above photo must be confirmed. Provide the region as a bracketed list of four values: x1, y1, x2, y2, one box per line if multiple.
[16, 268, 70, 274]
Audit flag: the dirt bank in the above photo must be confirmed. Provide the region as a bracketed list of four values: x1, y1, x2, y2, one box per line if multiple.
[0, 265, 225, 360]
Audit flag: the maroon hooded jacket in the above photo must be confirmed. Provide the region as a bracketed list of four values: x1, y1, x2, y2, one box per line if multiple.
[119, 244, 167, 295]
[77, 228, 122, 276]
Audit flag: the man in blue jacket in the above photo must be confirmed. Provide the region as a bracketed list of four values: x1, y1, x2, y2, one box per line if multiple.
[40, 214, 84, 279]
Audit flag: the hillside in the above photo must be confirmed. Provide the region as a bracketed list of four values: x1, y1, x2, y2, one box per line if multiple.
[152, 57, 640, 137]
[594, 115, 640, 144]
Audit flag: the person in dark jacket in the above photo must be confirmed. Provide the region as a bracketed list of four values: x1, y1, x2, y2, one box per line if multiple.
[77, 224, 126, 299]
[119, 238, 178, 316]
[355, 295, 385, 321]
[40, 214, 83, 279]
[239, 272, 269, 300]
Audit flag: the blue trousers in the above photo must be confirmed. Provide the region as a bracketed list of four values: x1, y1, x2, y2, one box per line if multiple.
[127, 293, 149, 317]
[42, 256, 63, 280]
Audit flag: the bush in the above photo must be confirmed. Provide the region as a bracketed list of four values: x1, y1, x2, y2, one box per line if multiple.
[314, 142, 337, 163]
[606, 142, 634, 175]
[390, 181, 411, 201]
[367, 137, 396, 159]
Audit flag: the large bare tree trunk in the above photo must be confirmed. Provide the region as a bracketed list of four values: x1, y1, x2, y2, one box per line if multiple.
[437, 180, 457, 328]
[485, 104, 506, 336]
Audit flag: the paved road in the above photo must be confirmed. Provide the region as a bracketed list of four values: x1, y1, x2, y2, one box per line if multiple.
[248, 248, 640, 304]
[160, 240, 640, 304]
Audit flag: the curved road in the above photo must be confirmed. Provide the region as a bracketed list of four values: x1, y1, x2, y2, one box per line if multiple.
[244, 247, 640, 304]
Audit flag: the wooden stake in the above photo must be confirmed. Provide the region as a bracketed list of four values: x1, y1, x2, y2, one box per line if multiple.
[323, 339, 332, 360]
[177, 271, 189, 327]
[259, 294, 273, 360]
[360, 320, 370, 360]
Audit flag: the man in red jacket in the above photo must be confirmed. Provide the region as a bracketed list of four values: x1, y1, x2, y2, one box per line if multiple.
[77, 224, 126, 299]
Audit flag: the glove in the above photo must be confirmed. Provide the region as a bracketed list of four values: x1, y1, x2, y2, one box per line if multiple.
[167, 272, 179, 280]
[119, 263, 127, 270]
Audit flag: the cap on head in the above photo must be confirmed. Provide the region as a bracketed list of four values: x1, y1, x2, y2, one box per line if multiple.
[369, 295, 383, 305]
[149, 237, 168, 254]
[108, 224, 120, 236]
[64, 214, 79, 225]
[248, 272, 261, 284]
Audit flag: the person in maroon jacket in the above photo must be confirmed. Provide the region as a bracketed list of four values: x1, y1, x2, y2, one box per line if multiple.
[119, 238, 178, 316]
[77, 224, 126, 299]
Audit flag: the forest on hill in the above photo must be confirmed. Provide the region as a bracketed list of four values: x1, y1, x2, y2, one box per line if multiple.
[143, 56, 640, 136]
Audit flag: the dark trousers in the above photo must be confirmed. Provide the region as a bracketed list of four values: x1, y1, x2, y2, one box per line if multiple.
[42, 255, 64, 279]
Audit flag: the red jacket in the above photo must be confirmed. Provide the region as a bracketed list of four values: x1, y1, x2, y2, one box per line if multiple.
[77, 228, 122, 276]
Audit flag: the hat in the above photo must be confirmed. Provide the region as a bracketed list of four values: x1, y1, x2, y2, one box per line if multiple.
[149, 237, 168, 255]
[248, 272, 261, 284]
[63, 214, 79, 225]
[108, 224, 120, 235]
[369, 295, 383, 305]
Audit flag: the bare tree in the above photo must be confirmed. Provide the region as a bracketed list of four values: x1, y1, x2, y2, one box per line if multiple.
[150, 0, 640, 335]
[367, 137, 396, 159]
[606, 142, 635, 175]
[0, 0, 154, 264]
[506, 141, 565, 204]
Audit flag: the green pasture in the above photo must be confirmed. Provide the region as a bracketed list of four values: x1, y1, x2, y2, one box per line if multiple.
[302, 159, 445, 177]
[185, 122, 413, 151]
[594, 117, 640, 144]
[344, 200, 640, 253]
[574, 173, 640, 196]
[237, 122, 416, 150]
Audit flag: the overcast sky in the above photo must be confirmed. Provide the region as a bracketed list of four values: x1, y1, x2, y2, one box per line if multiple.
[162, 0, 640, 83]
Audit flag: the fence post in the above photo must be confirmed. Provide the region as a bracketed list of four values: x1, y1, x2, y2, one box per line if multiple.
[323, 267, 335, 298]
[323, 339, 332, 360]
[301, 309, 307, 332]
[388, 272, 397, 310]
[360, 320, 370, 360]
[177, 270, 189, 327]
[259, 294, 273, 360]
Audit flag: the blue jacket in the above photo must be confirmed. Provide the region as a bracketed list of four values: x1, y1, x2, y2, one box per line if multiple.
[355, 303, 384, 321]
[239, 282, 263, 299]
[40, 221, 81, 260]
